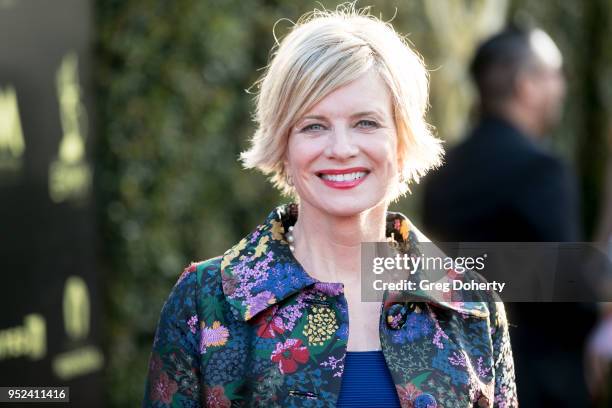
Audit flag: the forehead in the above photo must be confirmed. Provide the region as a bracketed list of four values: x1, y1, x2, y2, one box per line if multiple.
[302, 71, 393, 118]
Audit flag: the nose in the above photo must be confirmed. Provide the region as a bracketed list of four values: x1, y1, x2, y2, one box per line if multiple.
[324, 126, 359, 160]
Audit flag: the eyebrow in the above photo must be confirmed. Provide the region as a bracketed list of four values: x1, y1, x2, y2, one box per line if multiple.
[299, 110, 388, 122]
[300, 115, 327, 121]
[350, 110, 386, 120]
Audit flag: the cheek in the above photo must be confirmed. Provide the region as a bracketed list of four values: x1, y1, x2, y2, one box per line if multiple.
[286, 138, 322, 174]
[544, 78, 563, 101]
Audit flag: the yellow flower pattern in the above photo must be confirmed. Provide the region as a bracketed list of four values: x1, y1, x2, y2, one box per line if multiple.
[253, 235, 269, 258]
[303, 306, 339, 346]
[221, 237, 247, 270]
[270, 219, 285, 241]
[399, 219, 410, 241]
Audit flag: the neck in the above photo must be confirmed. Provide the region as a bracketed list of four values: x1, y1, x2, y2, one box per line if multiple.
[291, 202, 388, 284]
[497, 103, 543, 139]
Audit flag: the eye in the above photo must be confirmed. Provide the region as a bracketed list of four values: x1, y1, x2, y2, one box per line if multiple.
[356, 119, 379, 129]
[301, 123, 326, 132]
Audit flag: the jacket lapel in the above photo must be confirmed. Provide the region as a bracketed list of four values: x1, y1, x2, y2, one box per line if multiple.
[220, 204, 489, 322]
[219, 203, 493, 406]
[220, 205, 317, 322]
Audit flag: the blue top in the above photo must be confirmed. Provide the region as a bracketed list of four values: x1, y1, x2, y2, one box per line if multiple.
[336, 351, 401, 407]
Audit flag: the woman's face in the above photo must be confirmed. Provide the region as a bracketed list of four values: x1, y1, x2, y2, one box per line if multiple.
[285, 70, 399, 218]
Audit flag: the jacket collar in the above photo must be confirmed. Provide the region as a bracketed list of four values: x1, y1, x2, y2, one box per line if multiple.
[220, 204, 489, 322]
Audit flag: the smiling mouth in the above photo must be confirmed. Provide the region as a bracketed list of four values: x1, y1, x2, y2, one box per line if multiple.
[317, 171, 369, 182]
[315, 169, 370, 189]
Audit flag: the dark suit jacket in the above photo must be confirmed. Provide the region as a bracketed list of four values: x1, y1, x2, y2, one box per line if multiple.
[422, 115, 594, 407]
[423, 115, 580, 243]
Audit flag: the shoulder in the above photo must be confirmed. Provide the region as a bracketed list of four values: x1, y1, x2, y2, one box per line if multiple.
[516, 150, 575, 200]
[523, 150, 567, 178]
[486, 299, 508, 330]
[404, 220, 430, 243]
[172, 256, 223, 292]
[162, 256, 227, 321]
[155, 256, 239, 344]
[404, 221, 501, 319]
[183, 256, 225, 299]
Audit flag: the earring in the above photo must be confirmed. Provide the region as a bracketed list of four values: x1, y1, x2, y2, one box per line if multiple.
[286, 173, 294, 187]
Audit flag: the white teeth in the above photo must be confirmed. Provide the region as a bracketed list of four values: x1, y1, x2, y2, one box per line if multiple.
[320, 171, 367, 182]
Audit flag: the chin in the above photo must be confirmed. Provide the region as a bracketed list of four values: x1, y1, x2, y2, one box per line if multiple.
[315, 195, 386, 218]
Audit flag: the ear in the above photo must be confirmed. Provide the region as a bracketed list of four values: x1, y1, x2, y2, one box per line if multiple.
[515, 72, 538, 107]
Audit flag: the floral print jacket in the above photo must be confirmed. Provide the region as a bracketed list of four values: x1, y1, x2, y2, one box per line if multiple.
[143, 204, 518, 407]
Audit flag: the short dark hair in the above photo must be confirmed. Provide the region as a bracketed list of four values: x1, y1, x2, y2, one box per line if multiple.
[469, 27, 539, 113]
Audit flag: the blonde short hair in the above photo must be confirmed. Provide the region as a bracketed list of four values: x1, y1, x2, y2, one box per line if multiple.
[240, 4, 443, 198]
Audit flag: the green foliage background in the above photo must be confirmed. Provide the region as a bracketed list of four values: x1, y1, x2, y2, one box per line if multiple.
[94, 1, 611, 405]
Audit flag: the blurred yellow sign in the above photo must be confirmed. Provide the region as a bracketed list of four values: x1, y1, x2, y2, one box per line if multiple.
[0, 314, 46, 361]
[49, 52, 91, 203]
[52, 345, 104, 381]
[0, 85, 25, 172]
[52, 276, 104, 380]
[63, 275, 90, 341]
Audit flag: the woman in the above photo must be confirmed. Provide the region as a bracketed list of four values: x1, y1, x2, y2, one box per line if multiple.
[143, 6, 517, 408]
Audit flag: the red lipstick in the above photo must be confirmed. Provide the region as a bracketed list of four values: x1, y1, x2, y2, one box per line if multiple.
[317, 167, 369, 190]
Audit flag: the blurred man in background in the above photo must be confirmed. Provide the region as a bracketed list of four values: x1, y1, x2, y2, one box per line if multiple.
[423, 27, 597, 406]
